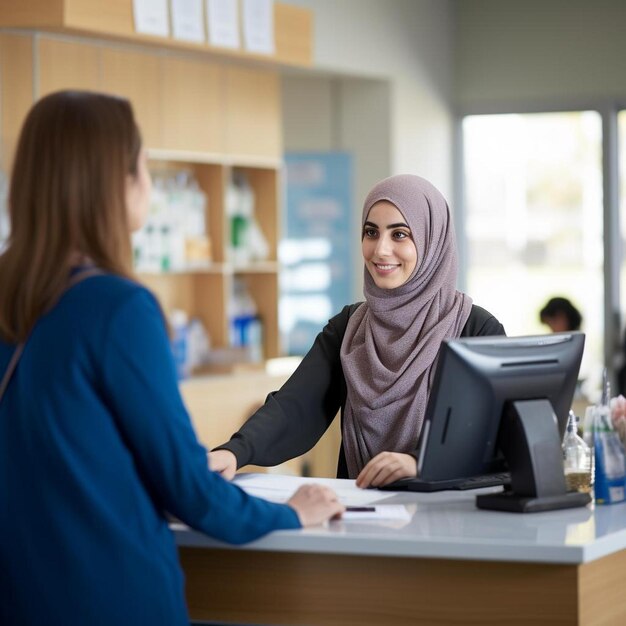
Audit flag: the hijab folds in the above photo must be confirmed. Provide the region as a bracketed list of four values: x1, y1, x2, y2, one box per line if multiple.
[339, 174, 472, 478]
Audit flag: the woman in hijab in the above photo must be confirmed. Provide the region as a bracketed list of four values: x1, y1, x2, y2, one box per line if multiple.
[211, 174, 505, 488]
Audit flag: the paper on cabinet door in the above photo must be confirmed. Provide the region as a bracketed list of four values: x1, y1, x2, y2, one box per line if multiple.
[206, 0, 240, 48]
[171, 0, 205, 43]
[242, 0, 274, 54]
[133, 0, 170, 37]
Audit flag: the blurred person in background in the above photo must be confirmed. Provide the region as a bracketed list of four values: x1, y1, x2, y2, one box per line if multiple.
[539, 296, 582, 333]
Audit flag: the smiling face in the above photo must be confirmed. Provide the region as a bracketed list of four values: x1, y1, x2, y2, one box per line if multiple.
[362, 201, 418, 289]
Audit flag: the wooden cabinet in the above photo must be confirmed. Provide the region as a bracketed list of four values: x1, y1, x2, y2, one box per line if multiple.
[182, 372, 341, 478]
[0, 2, 336, 479]
[0, 0, 306, 363]
[225, 67, 282, 158]
[160, 57, 224, 153]
[38, 38, 100, 96]
[101, 47, 161, 147]
[0, 0, 313, 67]
[1, 33, 283, 362]
[138, 159, 281, 360]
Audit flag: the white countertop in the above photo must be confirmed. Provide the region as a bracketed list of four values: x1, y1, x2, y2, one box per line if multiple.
[173, 474, 626, 565]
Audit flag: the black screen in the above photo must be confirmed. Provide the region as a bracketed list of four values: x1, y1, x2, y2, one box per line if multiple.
[416, 333, 584, 483]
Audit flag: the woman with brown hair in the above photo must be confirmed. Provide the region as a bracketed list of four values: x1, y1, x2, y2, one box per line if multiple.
[0, 90, 343, 626]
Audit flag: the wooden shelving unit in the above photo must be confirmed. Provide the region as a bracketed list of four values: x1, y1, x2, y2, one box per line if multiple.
[0, 11, 298, 360]
[0, 0, 313, 67]
[0, 1, 316, 463]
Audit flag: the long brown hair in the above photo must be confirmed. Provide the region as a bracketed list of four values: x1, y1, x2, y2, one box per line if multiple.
[0, 90, 142, 343]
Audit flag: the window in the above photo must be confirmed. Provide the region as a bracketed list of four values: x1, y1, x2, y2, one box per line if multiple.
[462, 112, 604, 393]
[615, 110, 626, 394]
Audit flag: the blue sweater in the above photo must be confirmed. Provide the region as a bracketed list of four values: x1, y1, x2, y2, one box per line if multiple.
[0, 273, 300, 625]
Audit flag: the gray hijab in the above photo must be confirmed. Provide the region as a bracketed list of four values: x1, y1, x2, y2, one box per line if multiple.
[339, 174, 472, 478]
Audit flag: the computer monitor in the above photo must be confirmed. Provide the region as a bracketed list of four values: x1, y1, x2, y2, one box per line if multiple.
[385, 332, 591, 513]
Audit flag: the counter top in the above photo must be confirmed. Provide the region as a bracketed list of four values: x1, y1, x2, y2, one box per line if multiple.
[173, 474, 626, 565]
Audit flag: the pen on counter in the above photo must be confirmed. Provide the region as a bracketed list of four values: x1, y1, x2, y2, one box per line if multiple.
[345, 506, 376, 512]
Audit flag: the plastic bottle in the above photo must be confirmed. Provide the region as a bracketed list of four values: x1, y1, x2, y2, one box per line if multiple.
[186, 318, 211, 371]
[228, 279, 263, 362]
[581, 404, 596, 489]
[144, 223, 161, 271]
[248, 216, 270, 262]
[183, 176, 210, 266]
[593, 370, 626, 504]
[562, 410, 592, 493]
[229, 279, 256, 346]
[160, 224, 171, 271]
[137, 175, 169, 272]
[246, 316, 264, 363]
[227, 173, 253, 265]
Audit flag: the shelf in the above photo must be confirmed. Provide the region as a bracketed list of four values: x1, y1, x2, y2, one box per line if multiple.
[148, 149, 282, 170]
[0, 15, 285, 364]
[230, 262, 280, 274]
[0, 0, 313, 68]
[137, 264, 226, 276]
[137, 261, 280, 276]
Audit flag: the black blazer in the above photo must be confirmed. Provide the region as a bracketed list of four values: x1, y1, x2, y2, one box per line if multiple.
[215, 303, 505, 478]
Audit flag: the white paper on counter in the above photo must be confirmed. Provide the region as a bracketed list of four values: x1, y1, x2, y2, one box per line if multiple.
[206, 0, 240, 49]
[233, 473, 395, 507]
[242, 0, 274, 55]
[133, 0, 170, 37]
[171, 0, 205, 43]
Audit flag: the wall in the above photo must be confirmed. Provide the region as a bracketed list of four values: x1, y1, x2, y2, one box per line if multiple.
[282, 0, 455, 299]
[282, 73, 391, 299]
[284, 0, 456, 193]
[455, 0, 626, 109]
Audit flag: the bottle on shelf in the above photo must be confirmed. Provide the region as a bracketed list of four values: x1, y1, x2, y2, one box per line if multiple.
[227, 172, 252, 266]
[562, 410, 592, 493]
[592, 369, 626, 504]
[182, 174, 210, 267]
[226, 171, 269, 266]
[160, 223, 172, 271]
[186, 318, 212, 373]
[133, 169, 210, 272]
[228, 278, 263, 363]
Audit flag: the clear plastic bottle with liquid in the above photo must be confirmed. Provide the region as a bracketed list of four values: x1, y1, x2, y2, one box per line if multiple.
[562, 410, 592, 493]
[593, 370, 626, 504]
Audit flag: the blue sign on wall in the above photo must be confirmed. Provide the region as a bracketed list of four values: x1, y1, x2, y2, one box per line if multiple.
[280, 152, 353, 355]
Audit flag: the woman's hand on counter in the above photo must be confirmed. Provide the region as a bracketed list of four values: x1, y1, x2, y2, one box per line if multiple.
[208, 449, 237, 480]
[355, 452, 417, 488]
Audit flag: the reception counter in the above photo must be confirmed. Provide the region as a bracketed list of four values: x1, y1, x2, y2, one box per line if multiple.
[174, 475, 626, 625]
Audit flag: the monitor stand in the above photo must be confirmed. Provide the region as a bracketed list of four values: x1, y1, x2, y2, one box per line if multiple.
[476, 399, 591, 513]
